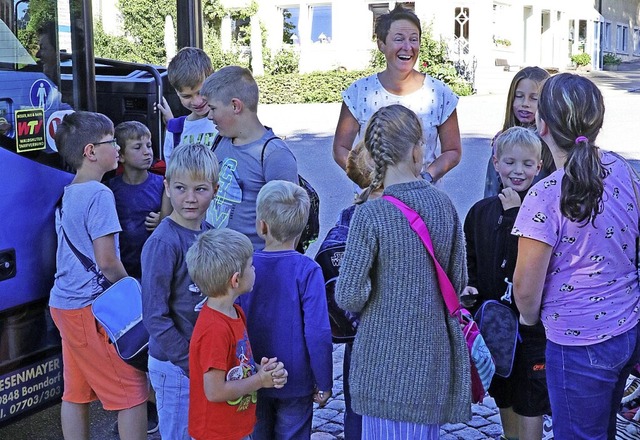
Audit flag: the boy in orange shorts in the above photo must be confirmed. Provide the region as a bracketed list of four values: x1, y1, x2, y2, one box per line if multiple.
[50, 111, 148, 440]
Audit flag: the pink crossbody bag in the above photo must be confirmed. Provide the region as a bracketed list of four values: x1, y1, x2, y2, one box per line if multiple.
[382, 195, 496, 403]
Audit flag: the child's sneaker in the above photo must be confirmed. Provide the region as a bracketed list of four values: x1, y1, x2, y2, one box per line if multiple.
[542, 414, 554, 440]
[616, 412, 640, 439]
[622, 376, 640, 404]
[147, 401, 159, 434]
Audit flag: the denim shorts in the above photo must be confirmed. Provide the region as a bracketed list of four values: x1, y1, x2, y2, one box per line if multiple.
[546, 324, 640, 439]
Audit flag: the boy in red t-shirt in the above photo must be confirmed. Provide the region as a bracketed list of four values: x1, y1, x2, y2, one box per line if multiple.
[185, 228, 288, 440]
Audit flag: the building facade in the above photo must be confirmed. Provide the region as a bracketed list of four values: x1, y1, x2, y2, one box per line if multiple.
[94, 1, 640, 92]
[219, 0, 639, 91]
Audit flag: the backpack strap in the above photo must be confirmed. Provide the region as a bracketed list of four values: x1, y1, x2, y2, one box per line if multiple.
[56, 200, 100, 276]
[260, 136, 281, 168]
[211, 134, 223, 154]
[166, 116, 187, 147]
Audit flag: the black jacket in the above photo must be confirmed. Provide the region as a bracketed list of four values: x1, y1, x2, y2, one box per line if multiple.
[463, 193, 526, 315]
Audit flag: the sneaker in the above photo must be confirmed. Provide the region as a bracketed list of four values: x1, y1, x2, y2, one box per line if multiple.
[542, 414, 554, 440]
[616, 412, 640, 439]
[623, 376, 640, 404]
[147, 401, 159, 434]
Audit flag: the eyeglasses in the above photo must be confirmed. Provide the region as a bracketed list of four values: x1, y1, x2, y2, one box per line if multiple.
[92, 139, 118, 148]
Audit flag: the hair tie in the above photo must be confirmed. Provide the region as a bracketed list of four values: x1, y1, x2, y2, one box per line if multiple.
[575, 136, 588, 144]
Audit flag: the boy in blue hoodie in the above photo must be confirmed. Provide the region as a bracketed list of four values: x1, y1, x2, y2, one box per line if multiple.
[238, 180, 332, 439]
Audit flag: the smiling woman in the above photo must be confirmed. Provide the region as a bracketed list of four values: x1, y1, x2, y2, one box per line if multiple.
[332, 5, 462, 185]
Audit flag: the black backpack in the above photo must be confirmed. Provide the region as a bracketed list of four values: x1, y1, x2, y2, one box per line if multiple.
[212, 134, 320, 252]
[314, 206, 359, 343]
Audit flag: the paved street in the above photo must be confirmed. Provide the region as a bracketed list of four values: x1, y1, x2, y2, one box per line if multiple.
[309, 345, 517, 440]
[2, 63, 639, 439]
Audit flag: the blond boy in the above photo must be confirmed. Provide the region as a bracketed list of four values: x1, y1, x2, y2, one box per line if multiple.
[141, 143, 219, 440]
[186, 228, 288, 440]
[107, 121, 170, 280]
[237, 180, 333, 439]
[463, 126, 549, 440]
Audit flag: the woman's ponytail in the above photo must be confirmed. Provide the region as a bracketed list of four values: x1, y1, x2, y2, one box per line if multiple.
[560, 137, 605, 225]
[538, 74, 605, 225]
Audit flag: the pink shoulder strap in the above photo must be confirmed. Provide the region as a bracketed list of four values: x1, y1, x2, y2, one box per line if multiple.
[382, 195, 461, 316]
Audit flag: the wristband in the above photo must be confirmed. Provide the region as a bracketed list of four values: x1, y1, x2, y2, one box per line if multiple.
[421, 171, 434, 183]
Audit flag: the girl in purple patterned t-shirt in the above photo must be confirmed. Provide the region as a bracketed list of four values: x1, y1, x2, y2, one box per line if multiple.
[512, 73, 640, 439]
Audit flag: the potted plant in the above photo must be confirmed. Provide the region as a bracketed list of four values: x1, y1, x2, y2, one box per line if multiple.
[603, 53, 622, 71]
[493, 37, 511, 49]
[571, 53, 591, 71]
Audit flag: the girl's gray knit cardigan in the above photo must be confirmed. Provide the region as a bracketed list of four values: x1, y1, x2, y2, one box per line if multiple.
[336, 180, 472, 425]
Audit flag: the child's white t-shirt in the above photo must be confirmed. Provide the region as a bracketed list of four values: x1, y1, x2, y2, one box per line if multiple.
[162, 117, 218, 163]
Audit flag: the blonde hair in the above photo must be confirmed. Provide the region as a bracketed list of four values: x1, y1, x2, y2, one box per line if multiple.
[256, 180, 309, 242]
[494, 126, 542, 160]
[165, 143, 219, 184]
[186, 228, 253, 298]
[358, 105, 423, 203]
[346, 141, 374, 189]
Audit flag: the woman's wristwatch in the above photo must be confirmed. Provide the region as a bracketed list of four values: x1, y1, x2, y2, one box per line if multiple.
[420, 171, 434, 183]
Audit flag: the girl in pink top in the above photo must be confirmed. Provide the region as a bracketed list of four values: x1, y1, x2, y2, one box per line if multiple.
[513, 73, 640, 439]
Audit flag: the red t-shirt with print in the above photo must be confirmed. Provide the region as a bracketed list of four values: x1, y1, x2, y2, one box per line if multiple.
[189, 304, 257, 440]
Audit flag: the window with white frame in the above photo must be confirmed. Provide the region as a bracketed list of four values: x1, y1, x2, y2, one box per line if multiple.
[281, 4, 332, 44]
[370, 3, 389, 37]
[603, 21, 612, 51]
[617, 24, 629, 53]
[282, 7, 300, 44]
[634, 27, 640, 56]
[310, 4, 332, 43]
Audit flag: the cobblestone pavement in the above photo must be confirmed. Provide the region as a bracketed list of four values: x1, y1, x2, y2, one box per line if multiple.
[310, 345, 507, 440]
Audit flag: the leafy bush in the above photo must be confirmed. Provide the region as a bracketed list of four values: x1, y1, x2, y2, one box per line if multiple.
[204, 27, 249, 71]
[493, 38, 511, 47]
[603, 53, 621, 65]
[115, 0, 175, 65]
[264, 48, 299, 75]
[256, 67, 472, 104]
[94, 21, 145, 63]
[571, 53, 591, 67]
[257, 69, 376, 104]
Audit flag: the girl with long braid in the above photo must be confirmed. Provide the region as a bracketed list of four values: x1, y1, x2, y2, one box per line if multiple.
[513, 73, 640, 438]
[335, 105, 471, 439]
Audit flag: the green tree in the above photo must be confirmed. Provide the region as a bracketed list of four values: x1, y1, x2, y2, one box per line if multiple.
[113, 0, 176, 64]
[282, 9, 296, 44]
[17, 0, 56, 55]
[204, 26, 248, 71]
[94, 21, 143, 63]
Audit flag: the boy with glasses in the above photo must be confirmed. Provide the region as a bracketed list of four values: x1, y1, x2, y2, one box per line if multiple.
[50, 111, 148, 440]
